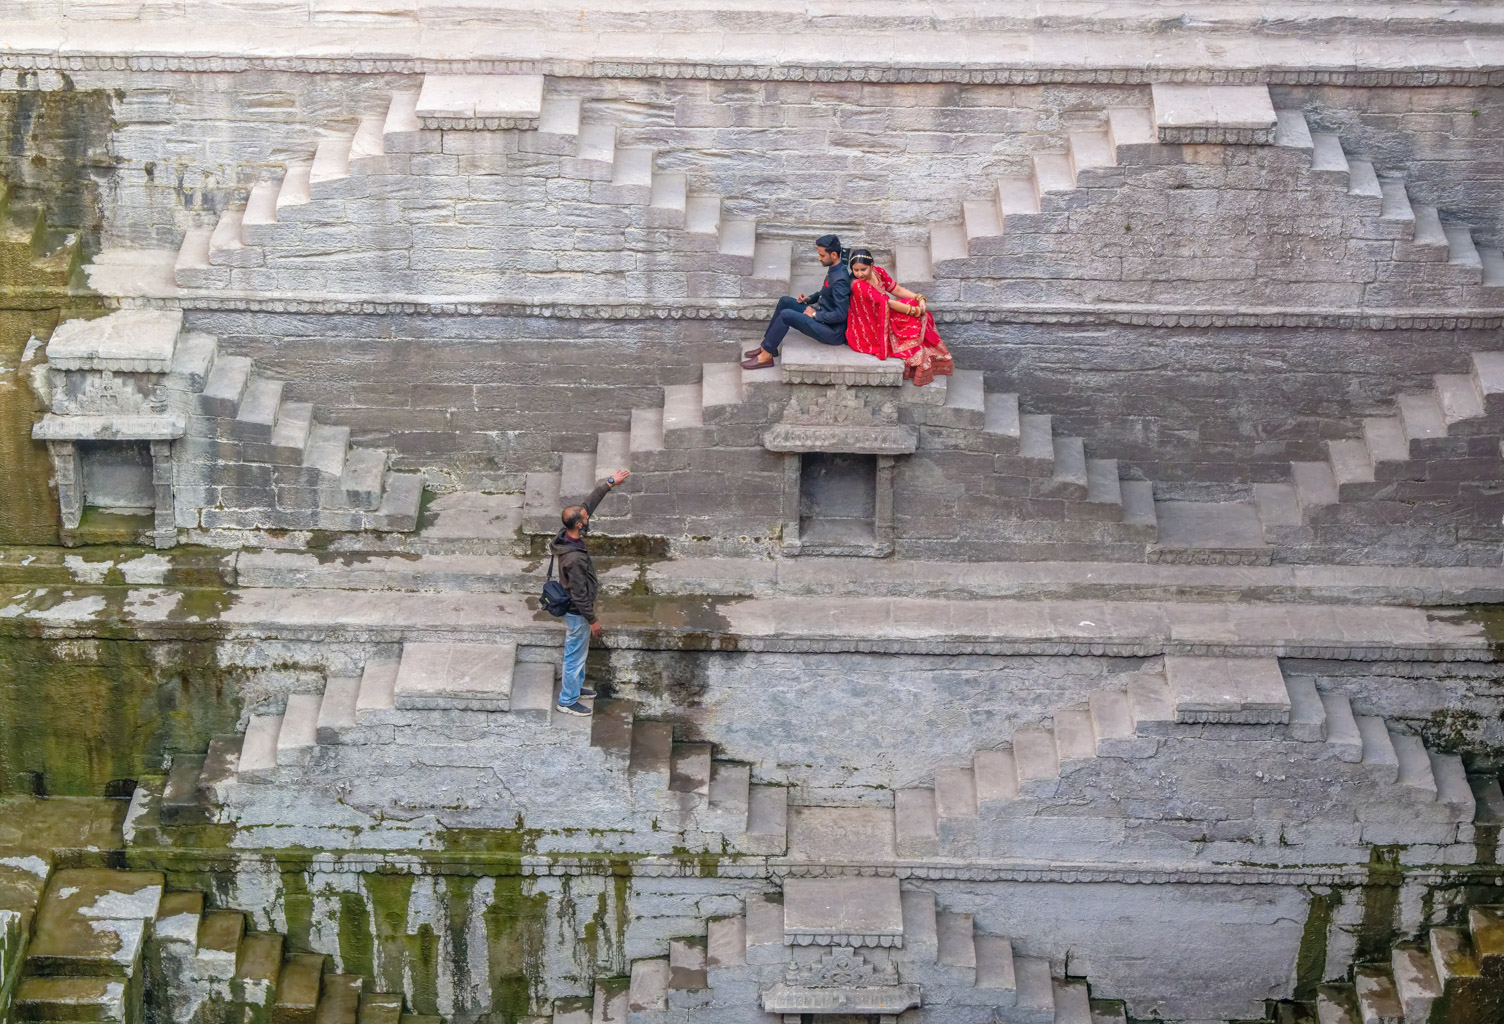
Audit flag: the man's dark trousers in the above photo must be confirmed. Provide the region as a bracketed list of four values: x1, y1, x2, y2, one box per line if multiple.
[761, 296, 846, 356]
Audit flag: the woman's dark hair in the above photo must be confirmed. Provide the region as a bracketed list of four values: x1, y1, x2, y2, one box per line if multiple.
[848, 248, 875, 267]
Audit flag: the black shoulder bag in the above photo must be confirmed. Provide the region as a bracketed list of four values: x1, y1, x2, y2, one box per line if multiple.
[540, 553, 573, 617]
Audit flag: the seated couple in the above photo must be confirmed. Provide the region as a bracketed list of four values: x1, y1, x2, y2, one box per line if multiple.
[740, 233, 954, 387]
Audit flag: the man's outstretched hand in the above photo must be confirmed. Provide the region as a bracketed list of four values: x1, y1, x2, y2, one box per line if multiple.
[608, 468, 631, 486]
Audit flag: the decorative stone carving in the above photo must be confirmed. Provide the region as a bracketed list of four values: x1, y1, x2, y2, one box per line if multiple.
[760, 948, 921, 1017]
[764, 385, 918, 456]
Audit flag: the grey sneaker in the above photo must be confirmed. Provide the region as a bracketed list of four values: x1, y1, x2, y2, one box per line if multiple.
[556, 701, 592, 717]
[579, 687, 597, 699]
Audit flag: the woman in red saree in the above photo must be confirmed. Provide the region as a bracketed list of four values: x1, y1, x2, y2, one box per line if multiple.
[845, 248, 954, 386]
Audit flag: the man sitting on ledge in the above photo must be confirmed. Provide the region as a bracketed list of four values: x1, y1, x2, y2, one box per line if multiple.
[742, 233, 851, 370]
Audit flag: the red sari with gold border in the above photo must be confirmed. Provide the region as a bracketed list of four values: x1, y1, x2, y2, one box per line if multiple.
[844, 265, 954, 386]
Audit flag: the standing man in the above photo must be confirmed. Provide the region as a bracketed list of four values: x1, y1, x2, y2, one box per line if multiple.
[741, 233, 851, 370]
[551, 468, 630, 717]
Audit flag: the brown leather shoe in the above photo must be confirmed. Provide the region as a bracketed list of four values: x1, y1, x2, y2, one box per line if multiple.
[744, 348, 764, 358]
[741, 355, 776, 370]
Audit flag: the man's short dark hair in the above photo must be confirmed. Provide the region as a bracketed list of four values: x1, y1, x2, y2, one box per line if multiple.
[815, 233, 842, 252]
[561, 505, 587, 530]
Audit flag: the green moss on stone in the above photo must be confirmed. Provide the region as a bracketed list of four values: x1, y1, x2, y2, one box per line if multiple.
[482, 875, 548, 1023]
[1293, 888, 1340, 999]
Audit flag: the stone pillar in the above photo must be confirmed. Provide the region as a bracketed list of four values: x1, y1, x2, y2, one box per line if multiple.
[48, 441, 82, 529]
[150, 440, 177, 549]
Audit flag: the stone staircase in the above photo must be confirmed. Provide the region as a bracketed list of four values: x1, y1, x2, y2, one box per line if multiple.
[887, 655, 1492, 863]
[616, 878, 1128, 1024]
[160, 640, 791, 855]
[172, 75, 794, 300]
[1314, 903, 1504, 1024]
[0, 183, 86, 292]
[902, 91, 1503, 309]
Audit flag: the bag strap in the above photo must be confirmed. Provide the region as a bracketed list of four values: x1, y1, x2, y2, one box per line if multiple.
[545, 552, 556, 582]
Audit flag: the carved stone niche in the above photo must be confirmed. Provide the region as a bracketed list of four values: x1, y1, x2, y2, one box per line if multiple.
[760, 948, 921, 1024]
[31, 310, 188, 548]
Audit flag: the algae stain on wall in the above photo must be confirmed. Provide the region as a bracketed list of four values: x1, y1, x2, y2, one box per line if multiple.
[0, 636, 240, 796]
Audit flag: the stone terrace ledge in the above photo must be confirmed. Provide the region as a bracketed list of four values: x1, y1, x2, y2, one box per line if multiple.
[4, 18, 1504, 86]
[0, 584, 1490, 662]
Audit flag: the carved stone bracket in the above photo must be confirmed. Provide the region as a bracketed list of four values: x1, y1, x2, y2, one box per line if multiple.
[761, 948, 921, 1018]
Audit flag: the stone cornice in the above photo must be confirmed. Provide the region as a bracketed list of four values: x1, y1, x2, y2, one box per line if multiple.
[110, 294, 1504, 333]
[126, 843, 1504, 887]
[4, 23, 1504, 87]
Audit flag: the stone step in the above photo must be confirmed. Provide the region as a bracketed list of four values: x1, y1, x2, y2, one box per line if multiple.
[1397, 392, 1447, 443]
[238, 713, 283, 783]
[1326, 438, 1374, 486]
[1316, 985, 1361, 1024]
[708, 762, 750, 814]
[317, 975, 365, 1024]
[1048, 436, 1088, 496]
[1468, 906, 1504, 962]
[973, 748, 1019, 805]
[12, 976, 129, 1022]
[197, 734, 241, 802]
[894, 244, 934, 284]
[1032, 152, 1076, 198]
[1429, 756, 1476, 819]
[1471, 775, 1504, 824]
[1378, 176, 1414, 225]
[535, 96, 582, 145]
[236, 932, 285, 989]
[628, 406, 665, 454]
[1011, 727, 1060, 795]
[310, 134, 353, 186]
[274, 161, 313, 219]
[1291, 460, 1338, 509]
[717, 218, 757, 261]
[349, 113, 386, 163]
[1283, 676, 1325, 742]
[750, 238, 792, 285]
[338, 446, 388, 511]
[983, 391, 1021, 445]
[610, 147, 654, 191]
[684, 195, 721, 236]
[1410, 204, 1448, 250]
[1355, 715, 1400, 782]
[382, 90, 422, 142]
[935, 767, 978, 819]
[1428, 925, 1480, 987]
[1084, 458, 1123, 509]
[193, 908, 242, 979]
[1353, 965, 1403, 1024]
[1309, 133, 1349, 177]
[1067, 130, 1114, 178]
[1345, 158, 1381, 200]
[154, 891, 203, 948]
[1162, 656, 1290, 725]
[1443, 223, 1482, 268]
[1433, 372, 1485, 425]
[1389, 945, 1441, 1023]
[894, 787, 938, 856]
[943, 369, 987, 422]
[1389, 730, 1438, 798]
[1120, 480, 1158, 534]
[275, 953, 327, 1024]
[315, 675, 361, 743]
[559, 451, 598, 501]
[174, 227, 221, 288]
[706, 916, 746, 970]
[357, 992, 404, 1024]
[743, 785, 787, 855]
[27, 869, 163, 979]
[589, 698, 633, 753]
[574, 122, 617, 172]
[1054, 979, 1093, 1024]
[648, 171, 687, 224]
[997, 175, 1041, 220]
[233, 377, 285, 441]
[660, 382, 704, 435]
[1480, 247, 1504, 287]
[668, 935, 708, 992]
[208, 207, 257, 267]
[276, 693, 320, 766]
[1106, 106, 1157, 157]
[1087, 689, 1138, 755]
[393, 641, 516, 711]
[270, 401, 315, 463]
[668, 742, 712, 796]
[1053, 707, 1096, 766]
[356, 657, 400, 714]
[239, 185, 279, 245]
[974, 933, 1016, 993]
[962, 200, 1002, 245]
[594, 431, 631, 479]
[1090, 997, 1129, 1024]
[1013, 956, 1056, 1019]
[168, 331, 218, 392]
[629, 720, 673, 774]
[700, 362, 744, 409]
[1361, 416, 1410, 465]
[507, 661, 558, 722]
[160, 753, 207, 825]
[937, 910, 977, 978]
[627, 958, 669, 1013]
[929, 222, 969, 266]
[302, 423, 350, 480]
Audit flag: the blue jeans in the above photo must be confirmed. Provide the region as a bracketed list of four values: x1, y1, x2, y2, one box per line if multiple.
[761, 296, 847, 355]
[560, 613, 591, 705]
